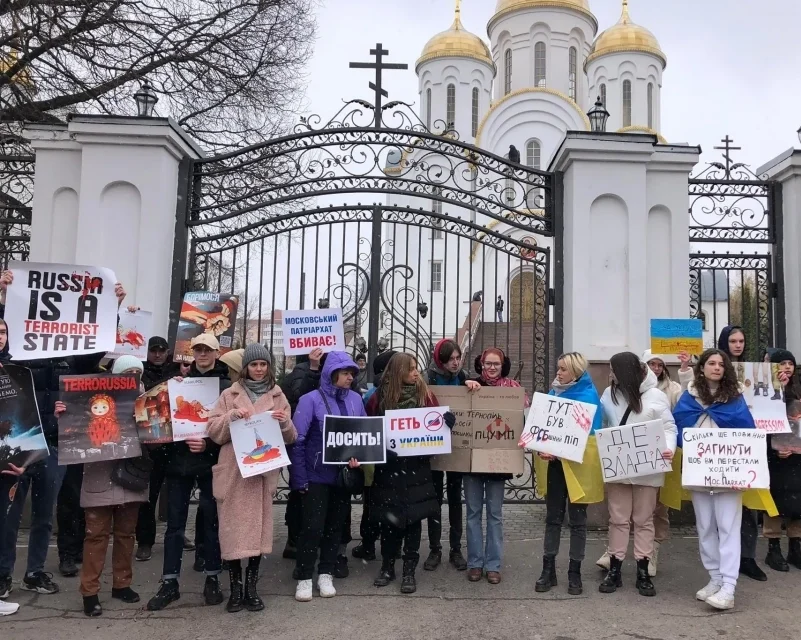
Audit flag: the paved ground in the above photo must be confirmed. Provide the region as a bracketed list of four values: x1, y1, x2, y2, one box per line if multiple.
[2, 504, 795, 640]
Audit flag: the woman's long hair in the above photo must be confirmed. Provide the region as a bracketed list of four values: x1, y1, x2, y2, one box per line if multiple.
[609, 352, 645, 414]
[693, 349, 741, 405]
[379, 353, 430, 411]
[243, 359, 276, 389]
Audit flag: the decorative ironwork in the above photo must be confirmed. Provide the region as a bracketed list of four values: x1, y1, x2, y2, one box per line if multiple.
[0, 126, 33, 270]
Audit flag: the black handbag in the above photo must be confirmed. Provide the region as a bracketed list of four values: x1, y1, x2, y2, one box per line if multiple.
[111, 449, 153, 492]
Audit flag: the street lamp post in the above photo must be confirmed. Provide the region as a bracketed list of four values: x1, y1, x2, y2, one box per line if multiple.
[133, 80, 158, 117]
[587, 96, 610, 133]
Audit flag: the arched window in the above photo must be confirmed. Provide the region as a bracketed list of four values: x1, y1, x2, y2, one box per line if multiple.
[426, 88, 431, 129]
[471, 87, 479, 137]
[446, 84, 455, 128]
[504, 49, 512, 95]
[526, 140, 542, 208]
[647, 82, 654, 129]
[432, 187, 443, 239]
[568, 46, 577, 101]
[622, 79, 632, 127]
[600, 83, 606, 106]
[534, 42, 546, 87]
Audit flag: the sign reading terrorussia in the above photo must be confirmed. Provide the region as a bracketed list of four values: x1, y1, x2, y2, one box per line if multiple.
[281, 309, 346, 356]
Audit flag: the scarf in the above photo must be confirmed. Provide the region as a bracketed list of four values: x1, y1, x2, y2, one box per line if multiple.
[480, 374, 520, 388]
[550, 378, 577, 396]
[242, 378, 272, 403]
[673, 390, 755, 444]
[396, 385, 420, 410]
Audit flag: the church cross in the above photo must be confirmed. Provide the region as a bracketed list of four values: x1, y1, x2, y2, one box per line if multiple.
[349, 43, 408, 128]
[713, 135, 741, 179]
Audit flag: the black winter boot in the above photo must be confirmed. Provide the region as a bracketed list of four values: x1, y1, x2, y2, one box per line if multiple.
[400, 559, 417, 594]
[374, 558, 396, 587]
[635, 558, 655, 596]
[535, 555, 557, 593]
[599, 556, 623, 593]
[766, 538, 790, 572]
[244, 565, 264, 612]
[567, 559, 582, 595]
[203, 575, 224, 606]
[788, 538, 801, 570]
[226, 565, 244, 613]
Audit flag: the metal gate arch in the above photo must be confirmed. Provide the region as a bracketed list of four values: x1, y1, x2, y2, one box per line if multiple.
[172, 44, 558, 502]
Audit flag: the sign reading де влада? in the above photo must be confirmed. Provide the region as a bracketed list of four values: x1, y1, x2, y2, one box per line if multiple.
[681, 428, 769, 489]
[650, 318, 703, 356]
[281, 308, 346, 356]
[385, 406, 452, 457]
[596, 420, 672, 482]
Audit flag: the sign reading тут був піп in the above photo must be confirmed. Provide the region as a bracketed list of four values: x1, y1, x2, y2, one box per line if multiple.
[520, 392, 596, 463]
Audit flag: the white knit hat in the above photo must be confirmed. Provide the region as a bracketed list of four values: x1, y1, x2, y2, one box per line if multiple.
[112, 355, 144, 374]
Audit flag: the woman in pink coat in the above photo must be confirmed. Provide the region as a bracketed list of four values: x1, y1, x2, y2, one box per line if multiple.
[207, 344, 296, 613]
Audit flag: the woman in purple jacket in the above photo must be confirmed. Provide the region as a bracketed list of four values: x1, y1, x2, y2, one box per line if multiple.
[289, 351, 366, 603]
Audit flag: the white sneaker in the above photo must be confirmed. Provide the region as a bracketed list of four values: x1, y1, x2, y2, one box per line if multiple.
[596, 551, 611, 570]
[295, 579, 313, 602]
[0, 601, 19, 616]
[706, 588, 734, 610]
[695, 581, 722, 601]
[317, 573, 336, 598]
[649, 542, 660, 577]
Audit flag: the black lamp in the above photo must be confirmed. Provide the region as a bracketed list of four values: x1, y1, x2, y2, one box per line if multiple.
[133, 80, 158, 117]
[588, 96, 610, 133]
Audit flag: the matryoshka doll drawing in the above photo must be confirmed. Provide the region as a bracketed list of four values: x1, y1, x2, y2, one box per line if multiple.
[86, 394, 121, 447]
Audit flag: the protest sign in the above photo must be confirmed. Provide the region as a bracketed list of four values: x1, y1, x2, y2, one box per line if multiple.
[519, 392, 596, 463]
[323, 416, 385, 464]
[168, 377, 220, 441]
[134, 382, 172, 444]
[0, 364, 49, 472]
[650, 318, 703, 356]
[595, 420, 672, 482]
[111, 309, 152, 360]
[229, 413, 291, 478]
[737, 362, 791, 433]
[174, 291, 238, 362]
[57, 373, 141, 465]
[4, 261, 118, 360]
[385, 406, 452, 457]
[772, 399, 801, 454]
[681, 428, 769, 490]
[281, 308, 346, 356]
[430, 387, 526, 474]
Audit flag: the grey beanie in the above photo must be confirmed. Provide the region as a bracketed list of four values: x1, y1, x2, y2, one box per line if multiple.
[241, 343, 272, 371]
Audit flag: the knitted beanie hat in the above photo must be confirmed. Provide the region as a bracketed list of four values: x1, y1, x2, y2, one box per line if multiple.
[112, 355, 144, 375]
[241, 343, 272, 371]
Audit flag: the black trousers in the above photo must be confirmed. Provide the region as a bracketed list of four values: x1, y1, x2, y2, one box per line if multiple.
[382, 520, 422, 563]
[56, 464, 85, 562]
[428, 470, 463, 552]
[295, 484, 350, 580]
[741, 506, 759, 560]
[285, 490, 303, 547]
[543, 461, 588, 562]
[135, 453, 168, 546]
[359, 487, 381, 547]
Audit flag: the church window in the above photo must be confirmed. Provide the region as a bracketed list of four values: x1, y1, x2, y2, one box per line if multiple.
[446, 84, 456, 128]
[471, 87, 479, 137]
[623, 80, 632, 127]
[534, 42, 546, 87]
[647, 82, 654, 129]
[526, 140, 542, 208]
[600, 83, 606, 105]
[426, 88, 431, 129]
[430, 261, 443, 292]
[568, 47, 577, 101]
[504, 49, 512, 95]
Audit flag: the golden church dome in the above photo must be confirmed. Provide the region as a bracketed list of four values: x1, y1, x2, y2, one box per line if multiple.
[586, 0, 666, 68]
[489, 0, 597, 31]
[417, 9, 493, 71]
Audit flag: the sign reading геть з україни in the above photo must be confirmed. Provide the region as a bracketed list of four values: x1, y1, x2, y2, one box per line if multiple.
[385, 406, 452, 457]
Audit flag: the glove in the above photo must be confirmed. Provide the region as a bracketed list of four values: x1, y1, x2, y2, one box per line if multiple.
[444, 411, 456, 430]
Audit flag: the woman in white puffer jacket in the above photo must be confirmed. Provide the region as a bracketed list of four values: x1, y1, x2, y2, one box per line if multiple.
[598, 352, 677, 597]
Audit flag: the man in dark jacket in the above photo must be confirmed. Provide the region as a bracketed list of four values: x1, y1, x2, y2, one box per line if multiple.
[146, 333, 231, 611]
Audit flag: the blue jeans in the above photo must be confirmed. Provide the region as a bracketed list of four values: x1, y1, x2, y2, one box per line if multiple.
[0, 447, 65, 577]
[463, 475, 504, 573]
[162, 474, 221, 580]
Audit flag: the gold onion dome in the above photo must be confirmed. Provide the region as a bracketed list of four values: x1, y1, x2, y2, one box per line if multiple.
[587, 0, 666, 68]
[417, 5, 493, 71]
[490, 0, 597, 30]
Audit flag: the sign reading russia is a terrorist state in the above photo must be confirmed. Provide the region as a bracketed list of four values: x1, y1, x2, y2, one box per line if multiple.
[281, 309, 346, 356]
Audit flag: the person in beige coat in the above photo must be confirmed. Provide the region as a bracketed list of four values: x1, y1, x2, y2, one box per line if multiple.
[207, 343, 296, 613]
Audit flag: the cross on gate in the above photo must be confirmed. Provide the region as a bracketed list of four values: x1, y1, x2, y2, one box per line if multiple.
[349, 43, 408, 128]
[713, 135, 742, 179]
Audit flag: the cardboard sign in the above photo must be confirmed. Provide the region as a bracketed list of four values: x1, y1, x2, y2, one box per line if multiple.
[134, 382, 172, 444]
[430, 386, 526, 474]
[736, 362, 792, 433]
[0, 364, 49, 472]
[323, 416, 385, 464]
[650, 318, 703, 356]
[596, 420, 672, 482]
[772, 398, 801, 454]
[520, 392, 596, 463]
[229, 413, 291, 478]
[385, 406, 452, 457]
[111, 309, 152, 360]
[681, 428, 769, 490]
[57, 374, 142, 465]
[168, 377, 220, 441]
[5, 261, 118, 360]
[281, 308, 346, 356]
[174, 291, 238, 363]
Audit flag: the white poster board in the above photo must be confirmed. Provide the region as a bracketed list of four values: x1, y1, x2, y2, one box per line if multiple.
[519, 392, 596, 463]
[385, 406, 452, 457]
[681, 428, 770, 490]
[281, 308, 345, 356]
[229, 413, 290, 478]
[737, 362, 792, 433]
[596, 420, 672, 482]
[110, 309, 153, 360]
[4, 261, 118, 359]
[167, 377, 220, 441]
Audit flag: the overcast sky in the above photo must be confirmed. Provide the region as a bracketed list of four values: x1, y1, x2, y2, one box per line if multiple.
[303, 0, 801, 171]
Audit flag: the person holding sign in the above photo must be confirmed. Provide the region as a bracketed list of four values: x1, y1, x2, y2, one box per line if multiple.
[535, 352, 602, 596]
[207, 344, 296, 613]
[599, 353, 676, 597]
[673, 349, 756, 610]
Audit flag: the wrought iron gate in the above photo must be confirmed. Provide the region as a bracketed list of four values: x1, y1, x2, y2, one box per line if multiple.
[688, 136, 785, 355]
[172, 45, 559, 503]
[0, 126, 33, 269]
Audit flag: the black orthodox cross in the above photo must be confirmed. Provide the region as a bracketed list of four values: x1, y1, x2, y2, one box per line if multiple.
[714, 135, 741, 179]
[349, 43, 408, 128]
